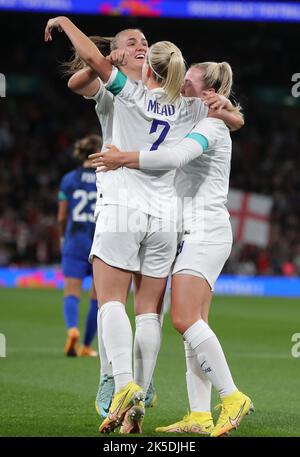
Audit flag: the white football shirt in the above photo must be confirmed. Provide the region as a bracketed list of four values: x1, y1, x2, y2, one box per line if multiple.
[85, 80, 114, 216]
[175, 118, 233, 243]
[139, 117, 233, 243]
[101, 67, 208, 220]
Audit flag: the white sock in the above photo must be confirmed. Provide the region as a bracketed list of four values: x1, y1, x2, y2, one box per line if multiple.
[184, 341, 212, 413]
[97, 309, 113, 377]
[134, 313, 162, 393]
[100, 301, 133, 392]
[184, 320, 236, 398]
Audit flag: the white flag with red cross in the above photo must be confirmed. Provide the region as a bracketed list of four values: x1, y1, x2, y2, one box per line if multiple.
[227, 189, 273, 247]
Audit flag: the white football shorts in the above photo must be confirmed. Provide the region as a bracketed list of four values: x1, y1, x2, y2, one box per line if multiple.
[172, 239, 232, 290]
[90, 204, 177, 278]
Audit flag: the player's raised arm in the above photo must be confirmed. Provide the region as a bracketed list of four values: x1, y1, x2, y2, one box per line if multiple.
[44, 16, 112, 82]
[67, 67, 101, 97]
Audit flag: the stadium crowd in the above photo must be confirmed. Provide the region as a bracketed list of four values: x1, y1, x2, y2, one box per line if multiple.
[1, 14, 300, 276]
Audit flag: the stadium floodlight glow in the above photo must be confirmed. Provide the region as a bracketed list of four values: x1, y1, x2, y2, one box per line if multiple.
[2, 1, 300, 23]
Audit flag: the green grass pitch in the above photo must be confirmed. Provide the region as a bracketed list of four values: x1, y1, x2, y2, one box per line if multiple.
[0, 288, 300, 437]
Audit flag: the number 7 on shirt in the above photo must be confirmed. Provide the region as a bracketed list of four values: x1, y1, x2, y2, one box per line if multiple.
[149, 119, 170, 151]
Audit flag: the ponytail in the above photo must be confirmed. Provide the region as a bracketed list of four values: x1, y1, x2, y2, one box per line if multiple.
[216, 62, 232, 98]
[148, 41, 186, 103]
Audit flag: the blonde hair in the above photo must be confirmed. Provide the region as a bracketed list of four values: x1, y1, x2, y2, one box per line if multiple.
[73, 134, 102, 162]
[191, 61, 241, 113]
[148, 41, 186, 103]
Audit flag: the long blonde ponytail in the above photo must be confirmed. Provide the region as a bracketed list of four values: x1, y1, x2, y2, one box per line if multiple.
[148, 41, 186, 103]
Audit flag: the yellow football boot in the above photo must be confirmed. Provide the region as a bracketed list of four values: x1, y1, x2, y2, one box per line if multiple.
[156, 412, 214, 435]
[211, 390, 254, 437]
[99, 382, 144, 434]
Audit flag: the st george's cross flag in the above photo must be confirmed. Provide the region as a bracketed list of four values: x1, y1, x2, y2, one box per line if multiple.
[227, 189, 273, 247]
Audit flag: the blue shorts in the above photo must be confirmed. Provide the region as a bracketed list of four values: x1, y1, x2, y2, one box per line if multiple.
[62, 255, 93, 279]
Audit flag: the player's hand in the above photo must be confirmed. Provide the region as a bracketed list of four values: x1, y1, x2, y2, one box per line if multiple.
[88, 151, 104, 169]
[202, 92, 231, 112]
[44, 17, 65, 42]
[89, 145, 124, 171]
[106, 50, 129, 67]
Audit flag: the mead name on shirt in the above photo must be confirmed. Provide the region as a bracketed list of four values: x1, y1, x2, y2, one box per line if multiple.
[147, 100, 175, 116]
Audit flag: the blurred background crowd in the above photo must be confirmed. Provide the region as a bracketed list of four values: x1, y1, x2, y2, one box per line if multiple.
[1, 12, 300, 275]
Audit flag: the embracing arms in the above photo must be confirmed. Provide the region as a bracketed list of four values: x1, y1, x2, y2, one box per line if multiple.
[89, 134, 207, 172]
[204, 93, 244, 131]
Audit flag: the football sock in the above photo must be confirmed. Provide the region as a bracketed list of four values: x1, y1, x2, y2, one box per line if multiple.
[134, 313, 162, 394]
[83, 299, 98, 346]
[97, 309, 113, 376]
[184, 341, 212, 412]
[100, 301, 133, 392]
[63, 295, 79, 328]
[184, 319, 236, 398]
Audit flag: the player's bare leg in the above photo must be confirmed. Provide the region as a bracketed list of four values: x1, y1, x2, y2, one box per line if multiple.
[171, 274, 211, 334]
[93, 257, 132, 305]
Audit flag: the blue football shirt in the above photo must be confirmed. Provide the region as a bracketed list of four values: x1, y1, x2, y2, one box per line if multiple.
[58, 167, 97, 259]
